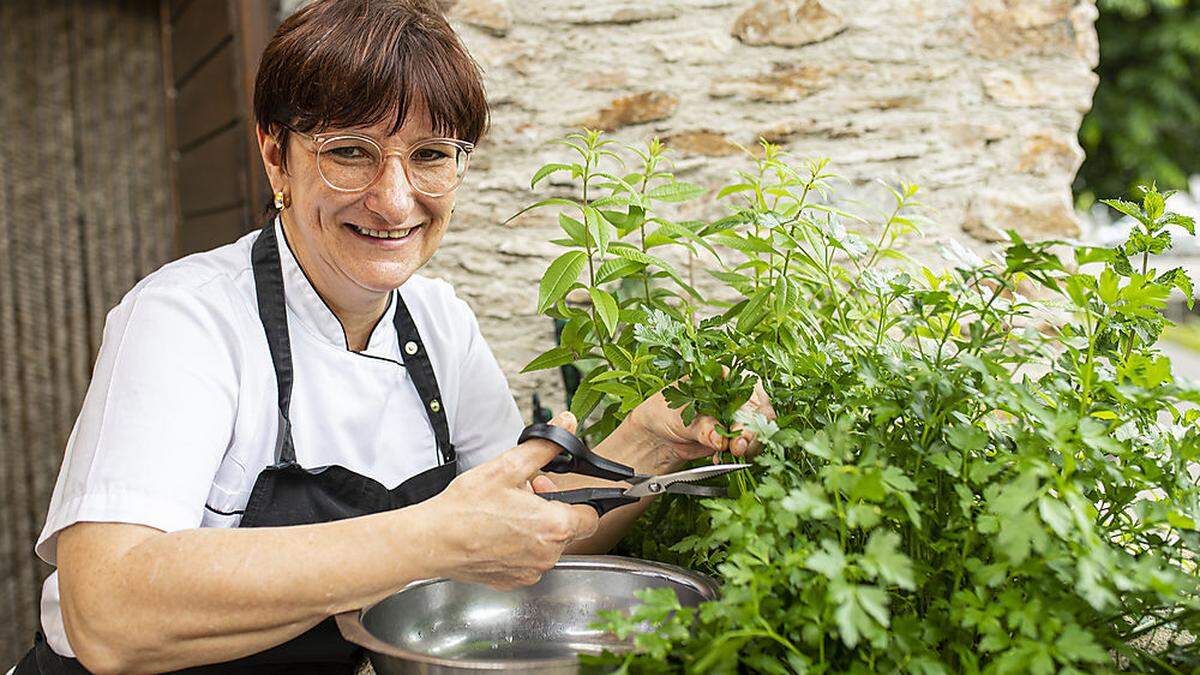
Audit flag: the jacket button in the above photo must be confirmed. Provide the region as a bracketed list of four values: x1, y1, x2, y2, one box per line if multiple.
[404, 341, 419, 355]
[429, 399, 441, 413]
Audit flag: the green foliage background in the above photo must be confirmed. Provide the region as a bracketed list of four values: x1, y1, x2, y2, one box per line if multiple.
[515, 132, 1200, 672]
[1076, 0, 1200, 206]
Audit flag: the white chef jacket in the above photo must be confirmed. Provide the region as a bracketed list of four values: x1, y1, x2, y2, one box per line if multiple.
[33, 218, 525, 657]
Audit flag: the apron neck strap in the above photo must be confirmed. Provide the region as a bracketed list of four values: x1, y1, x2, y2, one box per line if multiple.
[392, 294, 456, 465]
[251, 222, 299, 465]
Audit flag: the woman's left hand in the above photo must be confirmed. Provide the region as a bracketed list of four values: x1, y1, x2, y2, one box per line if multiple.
[623, 379, 776, 472]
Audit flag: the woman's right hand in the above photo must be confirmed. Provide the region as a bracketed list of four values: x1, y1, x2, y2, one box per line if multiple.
[422, 412, 600, 590]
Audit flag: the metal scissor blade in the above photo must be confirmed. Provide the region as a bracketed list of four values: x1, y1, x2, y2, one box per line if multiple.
[623, 463, 751, 498]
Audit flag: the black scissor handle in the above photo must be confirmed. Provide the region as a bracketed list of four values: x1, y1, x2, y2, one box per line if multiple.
[538, 488, 640, 516]
[519, 423, 635, 482]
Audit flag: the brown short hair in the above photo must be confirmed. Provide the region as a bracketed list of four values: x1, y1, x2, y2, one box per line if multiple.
[254, 0, 489, 172]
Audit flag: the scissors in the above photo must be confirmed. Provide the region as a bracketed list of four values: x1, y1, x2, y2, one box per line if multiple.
[518, 423, 752, 516]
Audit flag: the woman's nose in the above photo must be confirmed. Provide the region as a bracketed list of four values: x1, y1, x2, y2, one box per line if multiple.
[365, 155, 419, 220]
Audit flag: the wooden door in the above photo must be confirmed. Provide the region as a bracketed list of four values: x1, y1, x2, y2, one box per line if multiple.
[0, 1, 277, 663]
[165, 0, 277, 255]
[0, 0, 175, 663]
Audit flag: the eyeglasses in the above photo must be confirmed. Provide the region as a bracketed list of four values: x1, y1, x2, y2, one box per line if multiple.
[279, 124, 474, 197]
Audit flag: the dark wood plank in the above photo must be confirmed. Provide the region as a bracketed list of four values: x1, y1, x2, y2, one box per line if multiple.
[231, 0, 277, 211]
[171, 0, 230, 85]
[179, 204, 247, 255]
[174, 39, 238, 148]
[177, 123, 247, 217]
[169, 0, 196, 23]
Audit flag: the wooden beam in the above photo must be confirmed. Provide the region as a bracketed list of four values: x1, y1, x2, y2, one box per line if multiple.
[230, 0, 277, 228]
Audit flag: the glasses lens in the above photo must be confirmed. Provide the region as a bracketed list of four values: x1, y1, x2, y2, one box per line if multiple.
[408, 141, 468, 196]
[317, 137, 382, 191]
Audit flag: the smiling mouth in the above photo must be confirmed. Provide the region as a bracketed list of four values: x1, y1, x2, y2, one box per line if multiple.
[345, 222, 422, 241]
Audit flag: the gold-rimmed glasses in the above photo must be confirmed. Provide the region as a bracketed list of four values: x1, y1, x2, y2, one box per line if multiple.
[280, 124, 474, 197]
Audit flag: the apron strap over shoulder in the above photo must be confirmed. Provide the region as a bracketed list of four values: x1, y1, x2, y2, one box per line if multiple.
[251, 222, 299, 466]
[392, 294, 456, 466]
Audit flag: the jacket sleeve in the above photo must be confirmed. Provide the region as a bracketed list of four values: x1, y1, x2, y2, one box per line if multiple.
[35, 280, 241, 565]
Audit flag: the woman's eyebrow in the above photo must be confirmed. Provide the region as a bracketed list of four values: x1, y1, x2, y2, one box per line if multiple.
[329, 128, 445, 144]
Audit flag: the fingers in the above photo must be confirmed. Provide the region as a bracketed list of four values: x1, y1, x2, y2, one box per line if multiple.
[752, 379, 777, 420]
[728, 380, 776, 458]
[689, 415, 727, 453]
[729, 426, 757, 457]
[530, 474, 558, 493]
[530, 476, 598, 540]
[498, 411, 578, 482]
[560, 502, 600, 540]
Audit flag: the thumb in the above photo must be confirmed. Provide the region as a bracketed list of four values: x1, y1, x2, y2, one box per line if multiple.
[501, 411, 578, 482]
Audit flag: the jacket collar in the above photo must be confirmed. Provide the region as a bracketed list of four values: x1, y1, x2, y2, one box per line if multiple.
[275, 217, 398, 356]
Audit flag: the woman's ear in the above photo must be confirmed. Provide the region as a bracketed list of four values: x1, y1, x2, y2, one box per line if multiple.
[255, 124, 287, 193]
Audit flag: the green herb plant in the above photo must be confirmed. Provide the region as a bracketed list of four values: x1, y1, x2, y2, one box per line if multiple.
[513, 131, 1200, 673]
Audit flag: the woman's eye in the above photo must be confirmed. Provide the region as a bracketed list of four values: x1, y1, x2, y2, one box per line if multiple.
[329, 146, 369, 160]
[413, 148, 451, 162]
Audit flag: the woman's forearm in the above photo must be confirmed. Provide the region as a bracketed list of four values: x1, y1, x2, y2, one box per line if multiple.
[59, 501, 445, 674]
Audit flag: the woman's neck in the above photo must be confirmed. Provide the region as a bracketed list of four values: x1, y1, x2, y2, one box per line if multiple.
[280, 213, 389, 352]
[324, 292, 389, 352]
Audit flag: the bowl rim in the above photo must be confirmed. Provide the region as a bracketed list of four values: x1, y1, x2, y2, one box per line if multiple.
[334, 554, 718, 670]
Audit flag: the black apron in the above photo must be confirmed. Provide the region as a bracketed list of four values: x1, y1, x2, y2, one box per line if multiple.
[15, 223, 458, 674]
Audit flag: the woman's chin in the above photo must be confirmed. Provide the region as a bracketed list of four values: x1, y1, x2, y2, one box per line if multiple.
[351, 263, 420, 292]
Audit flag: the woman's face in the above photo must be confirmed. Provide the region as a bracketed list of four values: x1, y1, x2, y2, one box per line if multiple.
[261, 105, 456, 305]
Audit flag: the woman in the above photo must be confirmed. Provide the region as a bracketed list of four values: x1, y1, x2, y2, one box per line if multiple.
[11, 1, 766, 673]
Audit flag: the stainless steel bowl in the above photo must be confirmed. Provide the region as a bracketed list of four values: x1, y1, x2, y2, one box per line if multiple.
[336, 555, 718, 674]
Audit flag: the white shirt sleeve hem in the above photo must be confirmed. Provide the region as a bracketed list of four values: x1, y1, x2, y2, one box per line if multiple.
[35, 488, 204, 566]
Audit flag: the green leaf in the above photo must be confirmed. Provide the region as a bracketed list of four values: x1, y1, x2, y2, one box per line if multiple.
[592, 380, 642, 401]
[804, 539, 846, 579]
[996, 509, 1043, 565]
[1037, 496, 1073, 540]
[589, 287, 619, 337]
[596, 258, 644, 285]
[647, 181, 704, 203]
[831, 581, 889, 648]
[1156, 267, 1195, 309]
[781, 483, 834, 520]
[1054, 625, 1106, 663]
[773, 275, 796, 318]
[644, 220, 721, 260]
[602, 342, 632, 370]
[1143, 187, 1165, 221]
[584, 206, 612, 256]
[521, 345, 576, 373]
[538, 250, 588, 314]
[736, 286, 772, 333]
[716, 183, 754, 199]
[861, 530, 915, 590]
[558, 213, 586, 246]
[947, 424, 987, 453]
[504, 197, 580, 225]
[590, 193, 636, 209]
[713, 232, 775, 255]
[530, 162, 575, 188]
[569, 380, 603, 420]
[608, 246, 702, 300]
[705, 269, 753, 286]
[1099, 198, 1145, 224]
[1165, 212, 1196, 236]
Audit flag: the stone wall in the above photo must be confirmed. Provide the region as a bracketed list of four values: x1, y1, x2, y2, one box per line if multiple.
[280, 0, 1100, 419]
